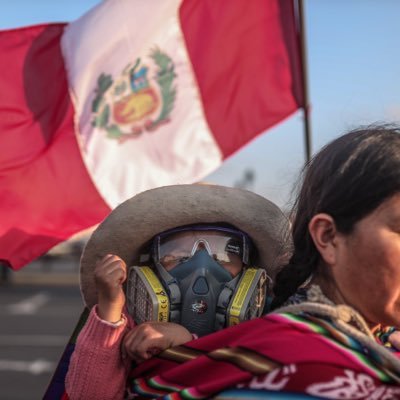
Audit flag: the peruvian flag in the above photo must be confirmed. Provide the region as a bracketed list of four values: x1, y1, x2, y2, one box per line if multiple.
[0, 0, 303, 270]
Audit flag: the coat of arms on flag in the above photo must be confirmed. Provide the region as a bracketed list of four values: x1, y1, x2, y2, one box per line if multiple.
[92, 48, 177, 142]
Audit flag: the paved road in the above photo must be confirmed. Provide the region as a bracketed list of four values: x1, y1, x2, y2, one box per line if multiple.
[0, 260, 82, 400]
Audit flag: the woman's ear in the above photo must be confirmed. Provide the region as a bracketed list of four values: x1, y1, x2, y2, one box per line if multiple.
[308, 213, 338, 265]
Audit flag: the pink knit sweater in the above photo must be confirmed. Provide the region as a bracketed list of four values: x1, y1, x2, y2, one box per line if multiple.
[65, 306, 135, 400]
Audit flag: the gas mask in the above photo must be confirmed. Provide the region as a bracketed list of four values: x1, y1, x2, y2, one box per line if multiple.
[126, 225, 269, 336]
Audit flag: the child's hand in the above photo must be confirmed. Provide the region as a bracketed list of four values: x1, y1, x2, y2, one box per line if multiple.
[121, 322, 193, 363]
[94, 254, 127, 323]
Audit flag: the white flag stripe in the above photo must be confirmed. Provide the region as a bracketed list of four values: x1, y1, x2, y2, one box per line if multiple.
[62, 0, 221, 208]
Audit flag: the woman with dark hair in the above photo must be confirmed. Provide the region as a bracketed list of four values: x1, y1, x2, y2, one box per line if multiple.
[273, 124, 400, 313]
[48, 126, 400, 399]
[117, 125, 400, 399]
[126, 125, 400, 399]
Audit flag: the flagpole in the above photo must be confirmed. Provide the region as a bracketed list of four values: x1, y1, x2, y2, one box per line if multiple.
[297, 0, 312, 163]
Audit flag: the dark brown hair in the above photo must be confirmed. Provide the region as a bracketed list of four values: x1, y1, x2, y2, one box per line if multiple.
[272, 124, 400, 308]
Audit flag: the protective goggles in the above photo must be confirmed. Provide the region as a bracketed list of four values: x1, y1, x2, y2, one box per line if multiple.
[152, 225, 251, 270]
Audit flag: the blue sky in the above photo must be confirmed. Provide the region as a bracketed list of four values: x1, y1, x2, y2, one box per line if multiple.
[2, 0, 400, 210]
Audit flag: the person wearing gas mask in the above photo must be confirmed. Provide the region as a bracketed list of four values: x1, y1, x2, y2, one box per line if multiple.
[61, 184, 291, 400]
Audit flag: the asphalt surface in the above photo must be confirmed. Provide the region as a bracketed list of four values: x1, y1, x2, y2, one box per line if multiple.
[0, 259, 83, 400]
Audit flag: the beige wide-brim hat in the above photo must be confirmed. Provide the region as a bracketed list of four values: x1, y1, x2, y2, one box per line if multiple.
[80, 184, 292, 308]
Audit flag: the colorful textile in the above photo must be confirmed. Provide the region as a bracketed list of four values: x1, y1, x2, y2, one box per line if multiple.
[45, 310, 400, 399]
[128, 313, 400, 399]
[0, 0, 303, 270]
[374, 326, 398, 350]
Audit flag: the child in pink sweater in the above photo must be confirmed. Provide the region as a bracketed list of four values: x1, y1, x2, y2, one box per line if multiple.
[64, 184, 291, 400]
[66, 254, 193, 400]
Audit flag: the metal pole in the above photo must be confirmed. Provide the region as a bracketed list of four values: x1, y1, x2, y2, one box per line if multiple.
[297, 0, 312, 163]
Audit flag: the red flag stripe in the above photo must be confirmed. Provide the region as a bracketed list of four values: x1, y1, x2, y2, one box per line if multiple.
[0, 24, 110, 269]
[180, 0, 303, 157]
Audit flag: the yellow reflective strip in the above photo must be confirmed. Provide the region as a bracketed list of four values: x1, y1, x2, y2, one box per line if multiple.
[140, 267, 170, 322]
[228, 268, 258, 326]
